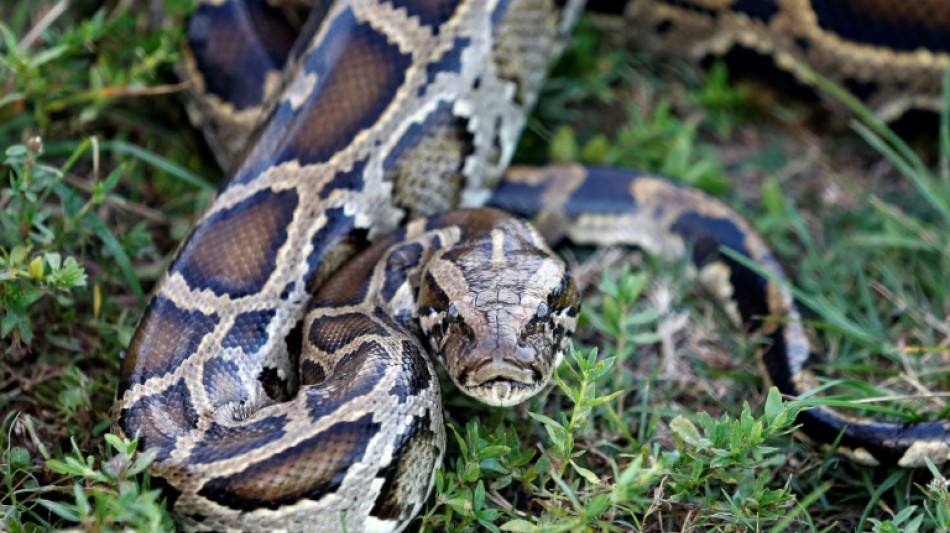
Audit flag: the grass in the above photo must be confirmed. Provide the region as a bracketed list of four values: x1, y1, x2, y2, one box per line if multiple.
[2, 2, 950, 532]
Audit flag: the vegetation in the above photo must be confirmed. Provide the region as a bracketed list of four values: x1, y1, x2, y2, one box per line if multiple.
[2, 2, 949, 532]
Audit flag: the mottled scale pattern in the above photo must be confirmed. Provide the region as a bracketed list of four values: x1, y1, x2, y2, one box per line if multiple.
[180, 0, 298, 170]
[490, 165, 950, 467]
[114, 0, 950, 531]
[609, 0, 950, 121]
[115, 1, 584, 531]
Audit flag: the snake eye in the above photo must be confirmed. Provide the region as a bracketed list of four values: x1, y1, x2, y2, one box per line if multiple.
[446, 303, 460, 323]
[536, 302, 549, 318]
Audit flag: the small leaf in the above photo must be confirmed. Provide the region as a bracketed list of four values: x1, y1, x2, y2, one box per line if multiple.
[10, 244, 29, 265]
[581, 134, 610, 163]
[473, 480, 486, 509]
[46, 458, 85, 477]
[475, 445, 510, 460]
[764, 387, 784, 424]
[761, 177, 785, 215]
[462, 462, 481, 482]
[5, 144, 28, 159]
[28, 256, 43, 279]
[450, 424, 468, 458]
[550, 125, 578, 163]
[1, 312, 18, 337]
[528, 412, 561, 429]
[44, 252, 62, 271]
[479, 458, 507, 474]
[570, 461, 601, 484]
[103, 433, 125, 452]
[500, 519, 538, 532]
[9, 446, 30, 467]
[584, 389, 623, 408]
[37, 499, 80, 522]
[670, 415, 706, 448]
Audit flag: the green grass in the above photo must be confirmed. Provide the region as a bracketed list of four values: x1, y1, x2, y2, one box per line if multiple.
[3, 2, 950, 532]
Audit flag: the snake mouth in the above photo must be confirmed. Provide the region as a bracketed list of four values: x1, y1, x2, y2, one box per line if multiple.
[459, 363, 544, 406]
[464, 379, 543, 407]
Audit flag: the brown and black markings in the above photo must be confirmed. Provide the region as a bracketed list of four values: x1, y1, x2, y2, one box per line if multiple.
[488, 164, 950, 467]
[369, 412, 440, 521]
[610, 0, 950, 121]
[181, 0, 300, 169]
[118, 379, 200, 463]
[117, 0, 950, 531]
[119, 296, 220, 390]
[170, 187, 300, 297]
[195, 414, 382, 511]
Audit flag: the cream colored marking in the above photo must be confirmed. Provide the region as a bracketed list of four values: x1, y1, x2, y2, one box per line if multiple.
[823, 444, 880, 467]
[899, 441, 950, 467]
[527, 256, 567, 302]
[426, 255, 484, 332]
[697, 261, 741, 326]
[503, 165, 586, 212]
[352, 0, 465, 54]
[490, 228, 508, 269]
[284, 72, 318, 110]
[569, 213, 683, 259]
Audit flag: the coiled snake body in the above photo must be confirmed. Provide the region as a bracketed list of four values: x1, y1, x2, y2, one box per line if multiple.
[112, 1, 950, 531]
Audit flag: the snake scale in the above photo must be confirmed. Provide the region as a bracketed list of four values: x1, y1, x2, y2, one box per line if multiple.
[112, 1, 950, 531]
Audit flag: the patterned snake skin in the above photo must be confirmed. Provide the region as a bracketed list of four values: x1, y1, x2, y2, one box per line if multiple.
[112, 1, 950, 531]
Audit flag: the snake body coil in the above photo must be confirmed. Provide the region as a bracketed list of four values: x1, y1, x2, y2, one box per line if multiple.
[113, 1, 950, 531]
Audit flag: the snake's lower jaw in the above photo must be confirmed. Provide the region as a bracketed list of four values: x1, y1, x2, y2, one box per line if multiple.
[455, 360, 548, 406]
[463, 379, 545, 407]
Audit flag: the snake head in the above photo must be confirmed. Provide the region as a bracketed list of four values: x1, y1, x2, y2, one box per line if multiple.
[418, 219, 580, 406]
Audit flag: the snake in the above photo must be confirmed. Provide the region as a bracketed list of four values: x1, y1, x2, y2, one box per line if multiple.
[111, 1, 950, 531]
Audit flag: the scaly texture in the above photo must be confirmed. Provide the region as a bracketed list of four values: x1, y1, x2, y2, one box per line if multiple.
[113, 1, 950, 532]
[609, 0, 950, 120]
[114, 1, 582, 531]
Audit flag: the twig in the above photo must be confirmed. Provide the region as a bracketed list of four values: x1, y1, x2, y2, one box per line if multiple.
[17, 0, 69, 51]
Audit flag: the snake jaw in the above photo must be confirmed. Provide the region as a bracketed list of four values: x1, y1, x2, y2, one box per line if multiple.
[472, 379, 543, 407]
[455, 350, 545, 406]
[426, 320, 544, 406]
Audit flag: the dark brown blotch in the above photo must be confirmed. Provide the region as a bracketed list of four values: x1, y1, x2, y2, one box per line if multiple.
[418, 271, 449, 316]
[307, 312, 389, 355]
[304, 206, 368, 295]
[171, 188, 299, 298]
[262, 8, 412, 169]
[190, 415, 288, 464]
[388, 0, 465, 32]
[120, 297, 219, 392]
[230, 6, 411, 183]
[187, 0, 295, 108]
[370, 413, 440, 520]
[259, 366, 293, 402]
[300, 359, 327, 385]
[305, 340, 391, 418]
[222, 308, 276, 353]
[814, 0, 950, 51]
[387, 340, 432, 403]
[118, 379, 198, 462]
[547, 273, 579, 318]
[380, 242, 425, 303]
[196, 414, 380, 511]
